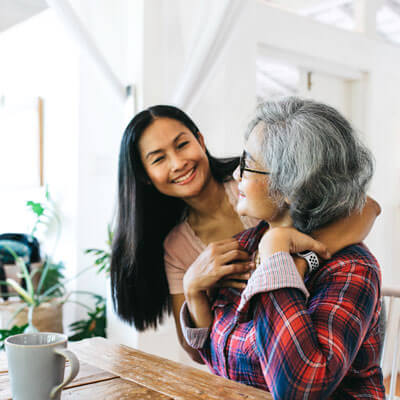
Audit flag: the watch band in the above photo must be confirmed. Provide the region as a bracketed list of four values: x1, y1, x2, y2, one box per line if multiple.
[296, 250, 319, 274]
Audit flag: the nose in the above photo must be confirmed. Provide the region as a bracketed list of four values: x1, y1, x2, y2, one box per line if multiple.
[170, 153, 187, 171]
[233, 165, 241, 182]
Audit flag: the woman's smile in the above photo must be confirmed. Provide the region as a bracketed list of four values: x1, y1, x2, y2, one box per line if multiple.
[172, 167, 197, 185]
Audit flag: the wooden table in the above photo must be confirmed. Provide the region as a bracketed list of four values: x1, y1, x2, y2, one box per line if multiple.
[0, 337, 272, 399]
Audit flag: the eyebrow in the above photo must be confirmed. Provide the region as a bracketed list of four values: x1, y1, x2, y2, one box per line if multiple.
[145, 132, 188, 160]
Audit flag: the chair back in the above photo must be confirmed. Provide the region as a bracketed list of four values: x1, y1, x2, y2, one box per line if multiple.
[381, 285, 400, 399]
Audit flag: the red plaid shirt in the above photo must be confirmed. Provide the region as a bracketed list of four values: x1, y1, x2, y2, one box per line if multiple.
[181, 221, 385, 399]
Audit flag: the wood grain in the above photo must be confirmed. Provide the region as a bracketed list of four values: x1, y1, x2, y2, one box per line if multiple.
[0, 374, 10, 400]
[70, 337, 271, 400]
[62, 378, 172, 399]
[0, 353, 7, 374]
[0, 361, 117, 400]
[384, 373, 400, 396]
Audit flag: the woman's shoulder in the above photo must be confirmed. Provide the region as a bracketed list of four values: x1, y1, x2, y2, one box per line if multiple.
[313, 243, 381, 283]
[164, 221, 192, 249]
[163, 221, 204, 260]
[332, 243, 379, 268]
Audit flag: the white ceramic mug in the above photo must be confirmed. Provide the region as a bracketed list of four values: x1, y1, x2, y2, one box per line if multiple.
[5, 332, 80, 400]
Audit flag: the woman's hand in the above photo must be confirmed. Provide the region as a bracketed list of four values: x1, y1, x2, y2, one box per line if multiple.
[258, 227, 331, 278]
[183, 238, 253, 297]
[312, 196, 381, 255]
[217, 270, 254, 290]
[183, 239, 252, 328]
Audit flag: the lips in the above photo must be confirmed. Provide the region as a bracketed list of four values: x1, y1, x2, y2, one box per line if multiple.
[172, 168, 196, 184]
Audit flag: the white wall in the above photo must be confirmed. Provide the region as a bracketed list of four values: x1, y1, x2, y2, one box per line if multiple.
[0, 9, 79, 280]
[67, 0, 141, 329]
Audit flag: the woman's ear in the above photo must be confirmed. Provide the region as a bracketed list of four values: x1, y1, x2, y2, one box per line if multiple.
[197, 132, 206, 150]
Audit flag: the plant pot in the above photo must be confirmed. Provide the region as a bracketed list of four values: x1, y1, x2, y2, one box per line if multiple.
[0, 262, 42, 297]
[0, 299, 63, 333]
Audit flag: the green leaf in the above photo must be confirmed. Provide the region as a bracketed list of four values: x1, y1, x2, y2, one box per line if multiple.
[6, 279, 34, 305]
[26, 201, 45, 217]
[68, 297, 106, 341]
[0, 324, 29, 350]
[85, 249, 103, 255]
[15, 257, 34, 299]
[37, 259, 65, 298]
[45, 185, 50, 200]
[107, 224, 114, 244]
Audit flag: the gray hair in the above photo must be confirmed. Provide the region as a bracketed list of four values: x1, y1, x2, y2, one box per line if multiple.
[246, 97, 374, 233]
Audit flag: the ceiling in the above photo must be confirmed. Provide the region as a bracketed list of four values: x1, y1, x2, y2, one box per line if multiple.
[0, 0, 47, 33]
[1, 0, 399, 43]
[1, 0, 399, 100]
[258, 0, 400, 99]
[263, 0, 400, 44]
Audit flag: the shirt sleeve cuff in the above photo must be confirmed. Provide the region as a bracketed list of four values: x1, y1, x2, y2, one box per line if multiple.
[238, 251, 309, 312]
[180, 302, 210, 349]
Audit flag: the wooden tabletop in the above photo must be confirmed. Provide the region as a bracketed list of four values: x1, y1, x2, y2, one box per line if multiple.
[0, 337, 272, 399]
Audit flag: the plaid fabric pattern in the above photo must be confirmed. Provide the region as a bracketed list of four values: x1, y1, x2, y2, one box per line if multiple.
[193, 221, 385, 399]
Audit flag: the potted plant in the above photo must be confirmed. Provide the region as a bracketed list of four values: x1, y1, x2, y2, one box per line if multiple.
[0, 188, 66, 332]
[0, 188, 107, 340]
[0, 248, 65, 332]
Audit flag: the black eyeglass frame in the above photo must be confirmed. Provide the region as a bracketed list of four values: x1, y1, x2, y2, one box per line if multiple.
[239, 151, 270, 178]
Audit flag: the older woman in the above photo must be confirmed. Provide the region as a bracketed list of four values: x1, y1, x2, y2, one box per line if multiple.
[181, 98, 385, 398]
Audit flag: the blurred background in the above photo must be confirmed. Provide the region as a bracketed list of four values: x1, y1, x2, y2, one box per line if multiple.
[0, 0, 399, 371]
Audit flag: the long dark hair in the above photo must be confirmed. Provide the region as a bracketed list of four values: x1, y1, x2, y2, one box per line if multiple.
[111, 105, 238, 331]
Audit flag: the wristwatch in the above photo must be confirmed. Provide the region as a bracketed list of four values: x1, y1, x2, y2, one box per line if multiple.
[296, 250, 319, 274]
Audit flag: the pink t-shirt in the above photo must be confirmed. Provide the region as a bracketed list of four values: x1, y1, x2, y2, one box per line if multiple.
[163, 180, 259, 294]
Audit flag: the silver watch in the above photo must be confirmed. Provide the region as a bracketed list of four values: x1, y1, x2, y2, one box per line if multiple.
[296, 251, 319, 274]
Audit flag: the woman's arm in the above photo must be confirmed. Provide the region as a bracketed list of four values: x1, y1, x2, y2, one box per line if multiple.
[253, 228, 383, 399]
[171, 294, 205, 364]
[313, 196, 381, 255]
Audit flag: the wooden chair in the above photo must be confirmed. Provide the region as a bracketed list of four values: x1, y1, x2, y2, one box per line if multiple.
[381, 285, 400, 399]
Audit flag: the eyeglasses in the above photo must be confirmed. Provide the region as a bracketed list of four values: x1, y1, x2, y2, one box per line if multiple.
[239, 151, 270, 178]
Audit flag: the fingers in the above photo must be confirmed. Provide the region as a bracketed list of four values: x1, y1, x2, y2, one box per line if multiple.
[221, 271, 252, 281]
[218, 249, 250, 265]
[284, 228, 331, 259]
[220, 262, 252, 277]
[207, 239, 245, 256]
[218, 280, 247, 290]
[308, 239, 331, 259]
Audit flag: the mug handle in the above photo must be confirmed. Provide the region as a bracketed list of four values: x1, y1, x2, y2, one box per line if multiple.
[50, 348, 80, 399]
